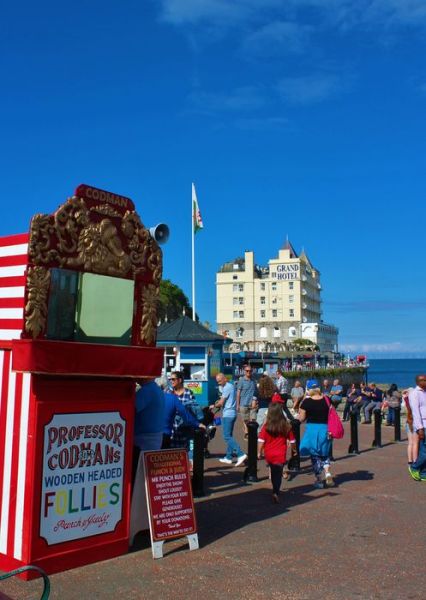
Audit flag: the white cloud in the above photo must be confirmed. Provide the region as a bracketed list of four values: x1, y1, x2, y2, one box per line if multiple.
[286, 1, 426, 29]
[156, 0, 281, 26]
[277, 73, 340, 104]
[156, 0, 426, 30]
[340, 342, 404, 353]
[241, 20, 312, 56]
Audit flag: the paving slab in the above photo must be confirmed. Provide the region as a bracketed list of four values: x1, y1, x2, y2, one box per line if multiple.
[0, 421, 423, 600]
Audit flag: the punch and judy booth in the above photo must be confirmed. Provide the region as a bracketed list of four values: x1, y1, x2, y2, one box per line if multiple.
[0, 185, 164, 577]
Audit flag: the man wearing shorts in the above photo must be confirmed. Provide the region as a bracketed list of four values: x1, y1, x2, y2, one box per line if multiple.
[408, 374, 426, 481]
[236, 365, 257, 438]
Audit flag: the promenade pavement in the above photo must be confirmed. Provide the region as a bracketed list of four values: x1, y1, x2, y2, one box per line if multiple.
[1, 419, 423, 600]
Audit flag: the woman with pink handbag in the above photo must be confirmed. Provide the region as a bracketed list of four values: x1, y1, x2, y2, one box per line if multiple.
[298, 381, 335, 488]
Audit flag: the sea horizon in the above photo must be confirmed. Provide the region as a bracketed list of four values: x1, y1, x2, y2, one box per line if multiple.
[367, 358, 426, 389]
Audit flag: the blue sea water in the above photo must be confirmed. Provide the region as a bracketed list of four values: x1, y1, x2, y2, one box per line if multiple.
[367, 358, 426, 389]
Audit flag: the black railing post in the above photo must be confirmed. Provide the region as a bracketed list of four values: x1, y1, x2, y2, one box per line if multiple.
[394, 406, 401, 442]
[243, 420, 259, 483]
[191, 428, 205, 497]
[372, 410, 382, 448]
[348, 411, 360, 454]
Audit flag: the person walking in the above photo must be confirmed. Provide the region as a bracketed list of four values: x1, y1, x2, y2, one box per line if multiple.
[403, 388, 419, 470]
[257, 373, 276, 428]
[257, 402, 297, 503]
[275, 369, 289, 398]
[236, 364, 257, 439]
[298, 383, 334, 488]
[214, 373, 247, 467]
[408, 374, 426, 481]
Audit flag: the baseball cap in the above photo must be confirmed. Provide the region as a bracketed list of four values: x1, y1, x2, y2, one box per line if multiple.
[306, 379, 319, 390]
[271, 392, 285, 404]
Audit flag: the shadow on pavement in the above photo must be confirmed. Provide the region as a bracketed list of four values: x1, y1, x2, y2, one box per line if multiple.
[195, 481, 339, 547]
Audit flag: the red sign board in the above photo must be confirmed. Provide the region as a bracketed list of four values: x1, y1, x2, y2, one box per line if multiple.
[74, 184, 135, 212]
[144, 450, 197, 542]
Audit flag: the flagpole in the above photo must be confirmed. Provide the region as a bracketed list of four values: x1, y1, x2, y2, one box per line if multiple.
[191, 182, 196, 321]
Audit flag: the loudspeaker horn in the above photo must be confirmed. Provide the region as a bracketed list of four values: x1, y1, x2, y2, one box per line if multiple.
[149, 223, 170, 245]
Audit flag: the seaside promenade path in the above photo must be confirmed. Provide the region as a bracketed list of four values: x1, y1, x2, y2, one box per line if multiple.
[1, 421, 423, 600]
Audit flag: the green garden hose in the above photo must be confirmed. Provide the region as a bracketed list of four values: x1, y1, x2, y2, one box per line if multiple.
[0, 565, 50, 599]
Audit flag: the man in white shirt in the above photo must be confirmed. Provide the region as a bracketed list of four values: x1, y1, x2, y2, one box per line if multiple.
[214, 373, 247, 467]
[276, 369, 289, 397]
[408, 374, 426, 481]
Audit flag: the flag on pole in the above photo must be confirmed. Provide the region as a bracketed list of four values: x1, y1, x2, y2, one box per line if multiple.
[192, 182, 204, 234]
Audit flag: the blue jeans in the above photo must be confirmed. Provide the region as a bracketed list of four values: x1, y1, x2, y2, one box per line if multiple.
[222, 416, 244, 460]
[412, 437, 426, 476]
[386, 406, 395, 425]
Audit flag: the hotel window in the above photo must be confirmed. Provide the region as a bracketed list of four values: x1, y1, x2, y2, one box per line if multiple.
[260, 310, 266, 318]
[272, 297, 277, 304]
[272, 309, 277, 318]
[273, 327, 281, 338]
[271, 282, 277, 291]
[260, 296, 265, 305]
[289, 282, 294, 290]
[238, 284, 244, 292]
[289, 295, 294, 303]
[233, 311, 239, 318]
[259, 327, 267, 338]
[289, 309, 294, 317]
[233, 275, 238, 280]
[232, 284, 238, 292]
[239, 311, 244, 318]
[239, 297, 244, 305]
[236, 327, 244, 338]
[233, 297, 238, 305]
[260, 283, 266, 290]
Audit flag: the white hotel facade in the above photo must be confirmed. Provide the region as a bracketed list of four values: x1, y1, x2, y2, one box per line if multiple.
[216, 241, 338, 353]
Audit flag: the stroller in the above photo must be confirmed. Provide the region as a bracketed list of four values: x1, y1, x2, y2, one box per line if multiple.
[201, 405, 218, 457]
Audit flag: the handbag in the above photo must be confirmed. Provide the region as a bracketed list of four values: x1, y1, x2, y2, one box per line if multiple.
[324, 395, 344, 439]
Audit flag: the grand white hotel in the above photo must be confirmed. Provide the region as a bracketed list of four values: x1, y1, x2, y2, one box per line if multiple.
[216, 241, 338, 353]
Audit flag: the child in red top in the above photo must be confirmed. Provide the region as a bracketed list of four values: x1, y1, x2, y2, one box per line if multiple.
[258, 399, 296, 503]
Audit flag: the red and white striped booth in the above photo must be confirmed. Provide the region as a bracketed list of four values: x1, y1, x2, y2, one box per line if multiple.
[0, 186, 164, 578]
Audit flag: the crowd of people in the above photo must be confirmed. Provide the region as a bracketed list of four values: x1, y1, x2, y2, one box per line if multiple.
[133, 369, 426, 505]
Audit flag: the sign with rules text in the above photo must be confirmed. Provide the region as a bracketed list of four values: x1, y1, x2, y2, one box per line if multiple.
[144, 449, 198, 557]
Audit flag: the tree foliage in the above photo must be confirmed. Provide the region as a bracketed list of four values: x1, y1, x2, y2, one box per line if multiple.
[290, 338, 320, 351]
[158, 279, 194, 322]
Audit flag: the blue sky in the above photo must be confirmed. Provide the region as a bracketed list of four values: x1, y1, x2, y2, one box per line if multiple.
[1, 1, 426, 357]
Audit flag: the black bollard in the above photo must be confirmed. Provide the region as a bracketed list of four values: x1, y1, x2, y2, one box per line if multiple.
[372, 410, 382, 448]
[191, 428, 205, 497]
[243, 420, 259, 483]
[348, 411, 360, 454]
[289, 419, 301, 471]
[394, 406, 401, 442]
